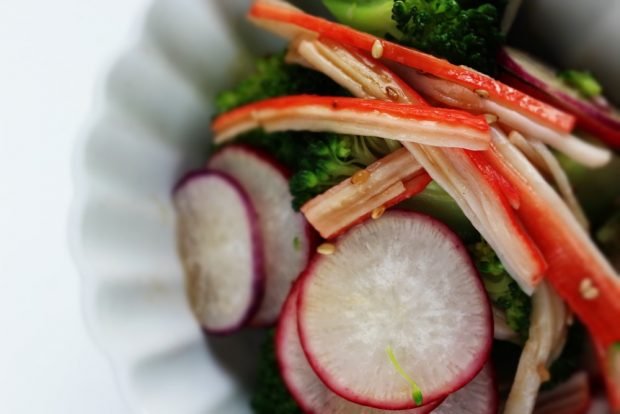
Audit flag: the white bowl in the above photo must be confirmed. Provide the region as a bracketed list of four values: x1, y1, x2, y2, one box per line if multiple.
[71, 0, 288, 412]
[72, 1, 617, 413]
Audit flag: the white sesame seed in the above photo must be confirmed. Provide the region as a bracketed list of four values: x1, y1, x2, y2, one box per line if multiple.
[484, 113, 498, 124]
[582, 287, 600, 300]
[371, 40, 384, 59]
[475, 89, 490, 98]
[351, 169, 370, 185]
[317, 243, 336, 255]
[371, 206, 386, 220]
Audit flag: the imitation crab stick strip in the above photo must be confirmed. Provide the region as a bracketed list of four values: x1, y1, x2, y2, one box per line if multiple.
[212, 95, 491, 150]
[289, 36, 546, 293]
[487, 128, 620, 348]
[301, 147, 429, 239]
[286, 36, 427, 105]
[397, 68, 611, 168]
[248, 0, 576, 133]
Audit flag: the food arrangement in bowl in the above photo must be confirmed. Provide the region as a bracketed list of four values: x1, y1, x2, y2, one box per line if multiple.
[173, 0, 620, 413]
[79, 0, 620, 412]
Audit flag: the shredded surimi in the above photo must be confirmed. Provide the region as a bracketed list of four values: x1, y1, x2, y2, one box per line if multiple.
[301, 148, 427, 239]
[504, 282, 569, 414]
[289, 36, 546, 293]
[398, 69, 611, 168]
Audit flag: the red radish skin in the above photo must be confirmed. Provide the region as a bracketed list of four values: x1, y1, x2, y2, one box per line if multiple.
[277, 283, 440, 414]
[211, 95, 491, 150]
[248, 0, 575, 133]
[208, 145, 312, 326]
[297, 211, 493, 410]
[431, 363, 498, 414]
[173, 170, 264, 334]
[498, 48, 620, 148]
[285, 29, 547, 292]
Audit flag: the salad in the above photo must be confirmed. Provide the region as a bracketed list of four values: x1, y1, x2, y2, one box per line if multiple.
[173, 1, 620, 413]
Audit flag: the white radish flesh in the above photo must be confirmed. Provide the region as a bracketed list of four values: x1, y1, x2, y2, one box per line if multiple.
[431, 363, 497, 414]
[277, 284, 439, 414]
[209, 146, 311, 325]
[297, 211, 492, 409]
[173, 171, 263, 333]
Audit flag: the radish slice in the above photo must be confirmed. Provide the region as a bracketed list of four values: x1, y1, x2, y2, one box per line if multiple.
[431, 363, 497, 414]
[533, 372, 591, 414]
[208, 146, 311, 326]
[499, 47, 620, 148]
[173, 170, 263, 333]
[297, 211, 492, 409]
[212, 95, 491, 150]
[284, 31, 546, 293]
[277, 283, 440, 414]
[301, 147, 428, 239]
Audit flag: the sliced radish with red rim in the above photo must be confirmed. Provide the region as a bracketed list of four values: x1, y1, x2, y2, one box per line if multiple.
[499, 47, 620, 148]
[209, 145, 312, 326]
[173, 170, 264, 334]
[431, 363, 497, 414]
[277, 283, 440, 414]
[297, 211, 493, 409]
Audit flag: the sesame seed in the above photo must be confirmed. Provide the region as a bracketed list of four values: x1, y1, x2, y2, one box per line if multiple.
[385, 86, 400, 101]
[317, 243, 336, 255]
[580, 278, 593, 291]
[371, 206, 386, 220]
[475, 89, 490, 98]
[351, 169, 370, 185]
[371, 40, 384, 59]
[582, 286, 600, 300]
[484, 113, 498, 124]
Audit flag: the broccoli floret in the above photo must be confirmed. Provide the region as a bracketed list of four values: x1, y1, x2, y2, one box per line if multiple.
[215, 53, 344, 114]
[597, 211, 620, 271]
[290, 134, 402, 209]
[469, 240, 532, 341]
[251, 331, 302, 414]
[216, 54, 399, 210]
[558, 69, 603, 99]
[322, 0, 504, 74]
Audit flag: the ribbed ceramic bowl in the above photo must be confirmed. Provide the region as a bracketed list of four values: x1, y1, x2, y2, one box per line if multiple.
[71, 1, 619, 413]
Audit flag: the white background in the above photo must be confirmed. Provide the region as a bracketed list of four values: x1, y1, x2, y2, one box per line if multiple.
[0, 1, 149, 412]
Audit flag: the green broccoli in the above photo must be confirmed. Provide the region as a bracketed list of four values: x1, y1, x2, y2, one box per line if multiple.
[215, 53, 345, 114]
[558, 70, 603, 99]
[251, 331, 302, 414]
[469, 239, 532, 341]
[215, 53, 402, 209]
[597, 211, 620, 271]
[322, 0, 505, 74]
[290, 134, 402, 209]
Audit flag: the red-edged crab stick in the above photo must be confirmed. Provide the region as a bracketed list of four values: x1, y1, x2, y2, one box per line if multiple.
[249, 0, 576, 133]
[301, 147, 430, 239]
[487, 127, 620, 348]
[212, 95, 491, 150]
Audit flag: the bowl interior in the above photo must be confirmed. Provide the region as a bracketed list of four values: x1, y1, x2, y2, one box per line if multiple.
[73, 0, 305, 412]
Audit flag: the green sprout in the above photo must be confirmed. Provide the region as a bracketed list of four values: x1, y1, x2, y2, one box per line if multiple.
[386, 345, 424, 405]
